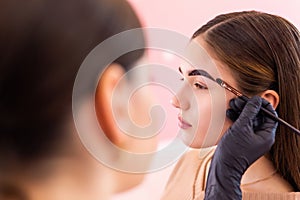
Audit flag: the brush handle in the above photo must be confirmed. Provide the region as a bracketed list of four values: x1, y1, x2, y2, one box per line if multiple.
[216, 78, 300, 136]
[239, 95, 300, 136]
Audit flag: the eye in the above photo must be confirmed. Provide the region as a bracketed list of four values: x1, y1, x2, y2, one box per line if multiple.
[194, 82, 208, 89]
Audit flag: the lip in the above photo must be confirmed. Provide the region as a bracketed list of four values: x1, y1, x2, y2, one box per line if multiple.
[178, 115, 192, 129]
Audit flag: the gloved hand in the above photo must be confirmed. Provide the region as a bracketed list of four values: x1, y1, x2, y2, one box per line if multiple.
[204, 96, 278, 200]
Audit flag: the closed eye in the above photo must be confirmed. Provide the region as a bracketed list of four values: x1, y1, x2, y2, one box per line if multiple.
[194, 82, 208, 89]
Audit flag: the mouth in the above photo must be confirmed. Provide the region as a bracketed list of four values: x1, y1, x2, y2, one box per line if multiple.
[178, 115, 192, 129]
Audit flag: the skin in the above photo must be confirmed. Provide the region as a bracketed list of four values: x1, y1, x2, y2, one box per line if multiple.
[171, 35, 293, 192]
[171, 37, 236, 148]
[172, 34, 280, 148]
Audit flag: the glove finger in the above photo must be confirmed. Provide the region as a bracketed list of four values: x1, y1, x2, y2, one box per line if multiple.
[261, 98, 271, 108]
[253, 111, 265, 131]
[251, 99, 268, 128]
[254, 98, 278, 139]
[226, 109, 240, 122]
[261, 98, 277, 117]
[255, 98, 277, 127]
[229, 97, 247, 113]
[234, 96, 263, 126]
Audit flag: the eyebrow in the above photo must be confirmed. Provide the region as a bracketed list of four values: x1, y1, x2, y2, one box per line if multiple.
[178, 67, 215, 82]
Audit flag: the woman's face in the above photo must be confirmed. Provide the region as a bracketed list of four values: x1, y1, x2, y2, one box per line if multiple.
[171, 36, 238, 148]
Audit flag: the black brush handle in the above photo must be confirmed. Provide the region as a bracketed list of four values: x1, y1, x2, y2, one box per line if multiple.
[216, 78, 300, 136]
[240, 95, 300, 136]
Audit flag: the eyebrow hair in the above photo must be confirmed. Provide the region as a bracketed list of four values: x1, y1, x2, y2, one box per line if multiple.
[188, 69, 214, 80]
[178, 67, 182, 74]
[178, 67, 215, 82]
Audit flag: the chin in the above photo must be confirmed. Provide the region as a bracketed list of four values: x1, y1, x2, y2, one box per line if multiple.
[180, 132, 200, 148]
[181, 132, 216, 149]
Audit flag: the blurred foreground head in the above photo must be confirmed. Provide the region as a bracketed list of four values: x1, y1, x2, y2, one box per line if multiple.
[0, 0, 157, 199]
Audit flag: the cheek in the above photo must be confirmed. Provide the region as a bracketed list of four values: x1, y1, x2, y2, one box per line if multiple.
[190, 92, 233, 148]
[196, 96, 212, 130]
[218, 97, 234, 134]
[186, 95, 212, 147]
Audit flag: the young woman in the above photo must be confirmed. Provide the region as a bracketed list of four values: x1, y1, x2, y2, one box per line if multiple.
[0, 0, 158, 199]
[162, 11, 300, 199]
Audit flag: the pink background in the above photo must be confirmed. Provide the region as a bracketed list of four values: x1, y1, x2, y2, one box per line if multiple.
[129, 0, 300, 141]
[129, 0, 300, 37]
[113, 1, 300, 199]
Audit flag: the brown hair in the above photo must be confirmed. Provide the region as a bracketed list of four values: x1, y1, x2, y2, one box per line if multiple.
[193, 11, 300, 191]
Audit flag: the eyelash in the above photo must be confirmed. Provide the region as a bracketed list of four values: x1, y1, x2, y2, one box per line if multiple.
[194, 82, 208, 89]
[180, 78, 208, 89]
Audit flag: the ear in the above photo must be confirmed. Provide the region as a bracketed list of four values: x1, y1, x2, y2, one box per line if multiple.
[95, 63, 127, 146]
[260, 90, 280, 109]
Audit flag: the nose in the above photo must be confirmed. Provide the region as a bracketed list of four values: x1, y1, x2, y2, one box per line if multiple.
[171, 88, 190, 110]
[171, 95, 180, 108]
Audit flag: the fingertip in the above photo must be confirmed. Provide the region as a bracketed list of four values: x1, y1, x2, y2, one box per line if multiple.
[229, 98, 235, 107]
[250, 96, 263, 107]
[261, 98, 277, 116]
[229, 97, 247, 112]
[226, 109, 239, 122]
[239, 96, 262, 120]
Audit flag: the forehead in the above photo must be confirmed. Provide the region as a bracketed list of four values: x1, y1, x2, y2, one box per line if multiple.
[181, 38, 218, 75]
[180, 37, 234, 83]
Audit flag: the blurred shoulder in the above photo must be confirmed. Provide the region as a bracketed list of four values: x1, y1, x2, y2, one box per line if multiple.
[161, 146, 216, 200]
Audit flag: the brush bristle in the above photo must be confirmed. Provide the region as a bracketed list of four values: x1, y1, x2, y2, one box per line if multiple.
[216, 78, 223, 86]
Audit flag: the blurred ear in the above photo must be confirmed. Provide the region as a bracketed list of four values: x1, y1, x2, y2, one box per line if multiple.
[95, 63, 127, 146]
[260, 90, 279, 109]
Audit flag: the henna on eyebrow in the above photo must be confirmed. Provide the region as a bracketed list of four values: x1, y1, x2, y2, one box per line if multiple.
[188, 69, 215, 82]
[178, 67, 182, 74]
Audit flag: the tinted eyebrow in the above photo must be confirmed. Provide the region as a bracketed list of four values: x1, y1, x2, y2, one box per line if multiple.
[188, 69, 215, 81]
[178, 67, 182, 74]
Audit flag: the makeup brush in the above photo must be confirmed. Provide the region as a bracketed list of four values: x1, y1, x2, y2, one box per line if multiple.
[216, 78, 300, 136]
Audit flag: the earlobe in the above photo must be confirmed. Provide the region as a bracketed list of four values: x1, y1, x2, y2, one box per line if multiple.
[95, 63, 127, 146]
[260, 90, 280, 109]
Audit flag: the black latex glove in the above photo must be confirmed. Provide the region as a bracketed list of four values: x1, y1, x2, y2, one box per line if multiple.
[204, 96, 278, 200]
